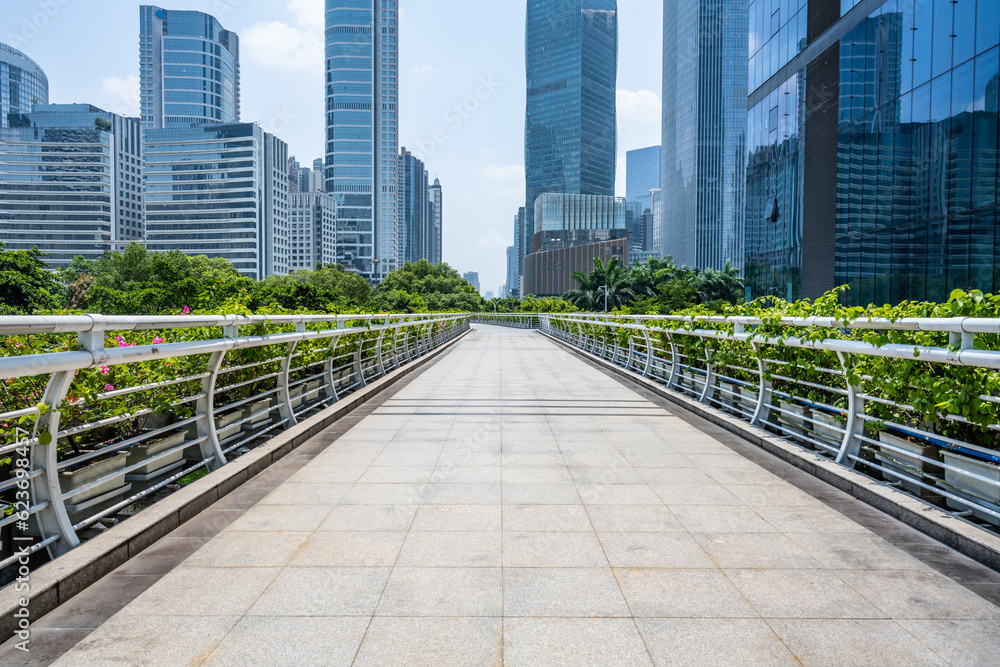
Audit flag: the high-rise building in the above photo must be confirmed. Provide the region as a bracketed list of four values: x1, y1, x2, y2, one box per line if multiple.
[428, 178, 443, 264]
[745, 0, 1000, 306]
[625, 146, 661, 251]
[505, 245, 518, 299]
[144, 123, 289, 280]
[523, 193, 627, 296]
[288, 157, 302, 194]
[139, 6, 240, 130]
[514, 206, 526, 288]
[0, 104, 143, 267]
[399, 148, 432, 264]
[463, 271, 481, 294]
[289, 192, 338, 272]
[661, 0, 747, 271]
[0, 43, 48, 129]
[325, 0, 399, 281]
[524, 0, 618, 257]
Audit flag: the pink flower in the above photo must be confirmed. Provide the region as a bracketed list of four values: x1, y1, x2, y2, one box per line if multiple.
[152, 337, 165, 345]
[100, 366, 110, 375]
[104, 384, 115, 392]
[182, 306, 191, 314]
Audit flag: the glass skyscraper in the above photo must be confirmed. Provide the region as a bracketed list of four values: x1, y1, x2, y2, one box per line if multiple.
[0, 43, 48, 129]
[0, 105, 143, 267]
[625, 145, 661, 251]
[143, 123, 289, 280]
[325, 0, 399, 281]
[660, 0, 748, 271]
[524, 0, 618, 268]
[139, 6, 240, 130]
[399, 148, 430, 264]
[746, 0, 1000, 306]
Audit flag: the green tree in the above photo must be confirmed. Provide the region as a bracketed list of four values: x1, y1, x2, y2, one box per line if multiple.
[376, 260, 484, 312]
[253, 265, 373, 311]
[564, 257, 635, 312]
[0, 243, 61, 315]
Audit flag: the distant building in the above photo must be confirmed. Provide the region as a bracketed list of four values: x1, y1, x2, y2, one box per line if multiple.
[399, 149, 433, 264]
[463, 271, 480, 294]
[0, 43, 48, 129]
[325, 0, 399, 281]
[523, 193, 627, 297]
[310, 159, 325, 193]
[289, 192, 337, 272]
[288, 157, 302, 194]
[505, 245, 518, 299]
[139, 6, 240, 130]
[524, 0, 618, 258]
[625, 146, 660, 251]
[144, 123, 289, 280]
[661, 0, 747, 270]
[514, 206, 526, 289]
[485, 290, 494, 300]
[0, 104, 144, 267]
[428, 178, 443, 264]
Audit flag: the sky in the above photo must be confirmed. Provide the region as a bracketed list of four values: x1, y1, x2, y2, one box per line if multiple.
[1, 0, 663, 294]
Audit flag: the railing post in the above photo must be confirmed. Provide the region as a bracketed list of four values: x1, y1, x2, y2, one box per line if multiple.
[750, 342, 773, 427]
[698, 349, 716, 404]
[642, 330, 654, 377]
[835, 351, 867, 467]
[626, 337, 636, 370]
[31, 370, 80, 558]
[277, 324, 304, 427]
[324, 332, 342, 404]
[665, 332, 680, 388]
[196, 349, 229, 472]
[354, 335, 368, 388]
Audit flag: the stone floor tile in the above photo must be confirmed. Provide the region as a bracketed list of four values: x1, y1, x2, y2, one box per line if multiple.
[671, 505, 778, 533]
[354, 617, 502, 667]
[586, 504, 684, 533]
[503, 618, 653, 667]
[577, 483, 664, 505]
[338, 483, 427, 505]
[600, 532, 714, 569]
[421, 482, 502, 504]
[376, 567, 502, 616]
[767, 619, 949, 666]
[837, 568, 1000, 620]
[203, 616, 370, 666]
[652, 483, 744, 506]
[226, 504, 333, 532]
[287, 531, 407, 567]
[727, 569, 885, 619]
[248, 567, 391, 616]
[786, 532, 928, 570]
[317, 503, 417, 531]
[636, 618, 799, 666]
[896, 619, 1000, 665]
[503, 531, 608, 567]
[396, 530, 501, 567]
[357, 466, 435, 484]
[503, 483, 582, 505]
[185, 531, 310, 568]
[502, 504, 594, 532]
[410, 504, 503, 531]
[117, 566, 280, 617]
[504, 568, 631, 617]
[694, 533, 821, 570]
[615, 568, 758, 618]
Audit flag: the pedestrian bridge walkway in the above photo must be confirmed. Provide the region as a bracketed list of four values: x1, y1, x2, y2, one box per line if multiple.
[11, 326, 1000, 665]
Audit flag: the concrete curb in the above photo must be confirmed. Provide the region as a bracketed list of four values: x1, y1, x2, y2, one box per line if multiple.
[0, 329, 470, 642]
[541, 330, 1000, 573]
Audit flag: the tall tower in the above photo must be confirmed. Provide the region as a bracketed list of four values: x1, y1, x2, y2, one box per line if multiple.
[325, 0, 399, 281]
[429, 178, 443, 264]
[660, 0, 747, 270]
[0, 43, 49, 129]
[524, 0, 618, 265]
[139, 6, 240, 130]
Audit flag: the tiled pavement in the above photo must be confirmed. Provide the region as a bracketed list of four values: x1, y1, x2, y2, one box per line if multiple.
[27, 326, 1000, 665]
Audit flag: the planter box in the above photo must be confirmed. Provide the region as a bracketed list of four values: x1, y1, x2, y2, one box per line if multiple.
[59, 451, 130, 525]
[876, 432, 943, 497]
[776, 400, 809, 441]
[811, 410, 845, 449]
[126, 431, 186, 477]
[718, 381, 739, 410]
[942, 451, 1000, 527]
[247, 398, 274, 426]
[736, 387, 759, 417]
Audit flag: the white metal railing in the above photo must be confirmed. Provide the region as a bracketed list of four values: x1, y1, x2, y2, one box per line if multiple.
[0, 313, 470, 577]
[499, 312, 1000, 535]
[471, 313, 541, 329]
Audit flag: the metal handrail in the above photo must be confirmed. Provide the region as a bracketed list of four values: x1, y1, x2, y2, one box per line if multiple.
[0, 312, 471, 576]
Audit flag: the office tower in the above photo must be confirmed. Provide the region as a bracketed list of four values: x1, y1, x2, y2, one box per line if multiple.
[522, 193, 627, 296]
[289, 157, 302, 194]
[289, 192, 338, 271]
[428, 178, 443, 264]
[745, 0, 999, 306]
[514, 206, 526, 288]
[0, 43, 48, 129]
[144, 123, 289, 280]
[0, 104, 143, 266]
[524, 0, 618, 260]
[661, 0, 747, 271]
[325, 0, 399, 281]
[505, 245, 518, 298]
[399, 148, 433, 263]
[463, 271, 481, 294]
[625, 146, 661, 251]
[139, 6, 240, 130]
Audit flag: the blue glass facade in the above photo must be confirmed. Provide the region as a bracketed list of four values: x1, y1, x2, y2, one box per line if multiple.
[660, 0, 748, 271]
[140, 6, 240, 130]
[524, 0, 618, 267]
[0, 43, 48, 129]
[325, 0, 398, 280]
[746, 0, 1000, 304]
[625, 145, 661, 251]
[399, 149, 431, 264]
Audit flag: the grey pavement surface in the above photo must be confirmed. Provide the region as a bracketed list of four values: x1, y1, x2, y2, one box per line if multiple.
[33, 326, 1000, 665]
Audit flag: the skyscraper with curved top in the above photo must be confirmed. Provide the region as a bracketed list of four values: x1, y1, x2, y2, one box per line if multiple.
[325, 0, 400, 281]
[523, 0, 618, 267]
[0, 42, 48, 129]
[139, 6, 240, 129]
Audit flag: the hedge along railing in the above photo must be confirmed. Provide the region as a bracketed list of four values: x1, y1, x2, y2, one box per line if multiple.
[537, 312, 1000, 534]
[471, 313, 541, 328]
[0, 313, 470, 575]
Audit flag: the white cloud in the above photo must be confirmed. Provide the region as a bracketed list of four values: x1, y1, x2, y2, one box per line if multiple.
[286, 0, 324, 28]
[477, 229, 510, 250]
[412, 65, 436, 77]
[100, 75, 140, 117]
[483, 164, 524, 182]
[617, 89, 661, 126]
[243, 21, 323, 73]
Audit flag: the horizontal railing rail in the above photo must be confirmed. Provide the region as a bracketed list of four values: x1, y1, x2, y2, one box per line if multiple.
[471, 313, 541, 329]
[0, 313, 470, 581]
[490, 312, 1000, 536]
